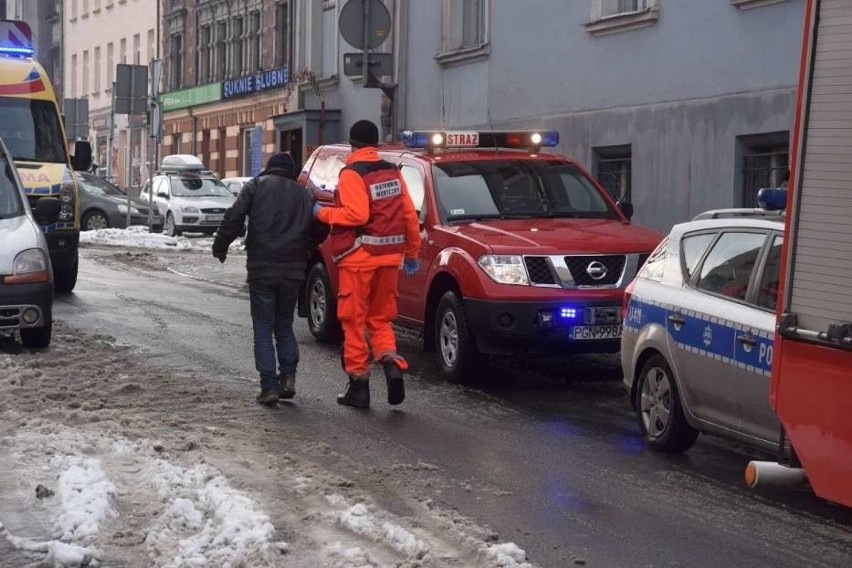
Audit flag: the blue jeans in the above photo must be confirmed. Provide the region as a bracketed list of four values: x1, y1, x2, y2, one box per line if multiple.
[249, 278, 301, 389]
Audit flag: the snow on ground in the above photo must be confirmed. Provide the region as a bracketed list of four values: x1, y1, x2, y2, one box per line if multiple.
[0, 327, 536, 567]
[79, 226, 244, 253]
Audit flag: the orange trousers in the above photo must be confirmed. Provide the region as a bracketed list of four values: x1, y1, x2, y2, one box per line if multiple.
[337, 265, 408, 378]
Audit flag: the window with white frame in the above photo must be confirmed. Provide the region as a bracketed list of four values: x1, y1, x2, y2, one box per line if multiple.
[321, 1, 337, 77]
[249, 12, 261, 71]
[439, 0, 490, 60]
[93, 46, 100, 92]
[82, 50, 89, 95]
[587, 0, 659, 36]
[71, 53, 78, 97]
[106, 42, 114, 87]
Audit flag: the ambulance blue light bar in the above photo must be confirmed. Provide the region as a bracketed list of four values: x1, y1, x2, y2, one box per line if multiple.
[757, 187, 787, 211]
[0, 20, 34, 58]
[401, 130, 559, 150]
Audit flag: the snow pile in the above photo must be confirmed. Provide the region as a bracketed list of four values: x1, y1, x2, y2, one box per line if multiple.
[337, 502, 429, 559]
[0, 524, 100, 568]
[57, 458, 117, 542]
[481, 542, 534, 568]
[80, 227, 196, 250]
[146, 458, 286, 567]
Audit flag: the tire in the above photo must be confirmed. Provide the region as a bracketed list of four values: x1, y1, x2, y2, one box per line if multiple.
[165, 213, 182, 237]
[20, 315, 52, 349]
[54, 251, 78, 294]
[306, 263, 342, 343]
[82, 210, 109, 231]
[434, 290, 484, 383]
[636, 354, 699, 452]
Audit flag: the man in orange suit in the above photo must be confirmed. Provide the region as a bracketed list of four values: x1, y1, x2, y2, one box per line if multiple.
[313, 120, 421, 408]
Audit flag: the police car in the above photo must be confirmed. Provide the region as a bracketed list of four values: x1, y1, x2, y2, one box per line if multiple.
[621, 189, 787, 453]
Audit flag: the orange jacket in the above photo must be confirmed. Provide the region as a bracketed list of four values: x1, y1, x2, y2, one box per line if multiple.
[317, 147, 421, 268]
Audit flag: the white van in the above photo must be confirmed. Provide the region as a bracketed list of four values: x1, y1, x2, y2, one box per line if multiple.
[0, 137, 60, 348]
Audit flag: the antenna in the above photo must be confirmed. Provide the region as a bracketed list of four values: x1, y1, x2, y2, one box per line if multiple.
[486, 108, 499, 154]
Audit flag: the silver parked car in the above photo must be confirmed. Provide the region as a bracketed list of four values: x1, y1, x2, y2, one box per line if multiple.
[222, 176, 253, 197]
[621, 204, 785, 453]
[76, 172, 164, 231]
[0, 137, 59, 348]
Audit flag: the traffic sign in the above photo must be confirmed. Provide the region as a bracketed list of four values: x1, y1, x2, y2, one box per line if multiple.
[115, 64, 148, 115]
[63, 98, 89, 140]
[339, 0, 392, 50]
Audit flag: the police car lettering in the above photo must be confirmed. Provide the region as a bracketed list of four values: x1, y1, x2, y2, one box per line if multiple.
[370, 180, 402, 200]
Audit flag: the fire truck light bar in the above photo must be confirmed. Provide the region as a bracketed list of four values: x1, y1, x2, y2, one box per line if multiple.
[401, 130, 559, 150]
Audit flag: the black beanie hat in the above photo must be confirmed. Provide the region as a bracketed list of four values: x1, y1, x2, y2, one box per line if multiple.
[261, 152, 295, 177]
[349, 120, 379, 148]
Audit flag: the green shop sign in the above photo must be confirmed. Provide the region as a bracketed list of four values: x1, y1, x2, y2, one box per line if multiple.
[160, 83, 222, 111]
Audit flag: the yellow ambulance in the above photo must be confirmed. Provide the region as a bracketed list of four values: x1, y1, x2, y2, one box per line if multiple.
[0, 20, 91, 293]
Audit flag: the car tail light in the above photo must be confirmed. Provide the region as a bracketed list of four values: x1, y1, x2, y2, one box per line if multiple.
[622, 277, 637, 321]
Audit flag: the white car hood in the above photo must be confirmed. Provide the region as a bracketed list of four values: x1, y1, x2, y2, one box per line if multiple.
[0, 215, 43, 275]
[172, 196, 235, 210]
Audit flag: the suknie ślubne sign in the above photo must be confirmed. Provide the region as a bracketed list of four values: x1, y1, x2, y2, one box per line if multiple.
[222, 66, 289, 99]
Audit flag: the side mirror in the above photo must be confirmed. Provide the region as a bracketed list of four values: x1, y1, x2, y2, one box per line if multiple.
[33, 197, 61, 224]
[617, 200, 634, 220]
[71, 140, 93, 172]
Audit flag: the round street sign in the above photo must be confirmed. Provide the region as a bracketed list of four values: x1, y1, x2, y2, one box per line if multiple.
[339, 0, 392, 50]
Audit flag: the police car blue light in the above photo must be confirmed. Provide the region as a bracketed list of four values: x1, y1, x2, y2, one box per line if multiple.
[757, 187, 787, 211]
[0, 45, 34, 57]
[401, 129, 559, 150]
[560, 307, 578, 319]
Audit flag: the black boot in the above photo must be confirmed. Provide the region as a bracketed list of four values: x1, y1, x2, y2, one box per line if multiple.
[278, 373, 296, 399]
[337, 378, 370, 408]
[383, 360, 405, 406]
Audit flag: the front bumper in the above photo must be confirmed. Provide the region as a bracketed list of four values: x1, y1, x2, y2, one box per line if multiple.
[0, 280, 53, 330]
[464, 298, 622, 355]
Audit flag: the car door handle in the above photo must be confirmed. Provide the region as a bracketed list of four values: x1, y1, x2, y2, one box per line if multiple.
[667, 313, 685, 325]
[737, 334, 757, 347]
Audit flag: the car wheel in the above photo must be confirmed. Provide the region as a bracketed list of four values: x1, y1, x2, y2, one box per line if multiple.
[306, 263, 342, 343]
[82, 210, 109, 231]
[20, 315, 52, 349]
[636, 354, 699, 452]
[165, 213, 182, 237]
[435, 290, 484, 383]
[54, 251, 78, 294]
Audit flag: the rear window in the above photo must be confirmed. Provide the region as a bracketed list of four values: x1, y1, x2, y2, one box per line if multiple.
[639, 237, 669, 282]
[431, 159, 616, 222]
[169, 177, 231, 198]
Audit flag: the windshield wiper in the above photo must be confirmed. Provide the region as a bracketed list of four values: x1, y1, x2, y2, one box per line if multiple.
[446, 213, 506, 223]
[542, 211, 610, 219]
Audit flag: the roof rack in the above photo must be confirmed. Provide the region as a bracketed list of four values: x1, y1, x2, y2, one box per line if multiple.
[692, 208, 786, 221]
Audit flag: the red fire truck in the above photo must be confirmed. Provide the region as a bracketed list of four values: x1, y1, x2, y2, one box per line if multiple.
[746, 0, 852, 509]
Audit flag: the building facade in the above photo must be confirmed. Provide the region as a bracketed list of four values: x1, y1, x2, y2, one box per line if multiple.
[400, 0, 804, 230]
[64, 0, 158, 190]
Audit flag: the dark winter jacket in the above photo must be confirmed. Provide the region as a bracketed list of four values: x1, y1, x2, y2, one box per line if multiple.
[212, 169, 329, 281]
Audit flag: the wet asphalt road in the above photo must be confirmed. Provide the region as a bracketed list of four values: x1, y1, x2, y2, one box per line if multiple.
[51, 248, 852, 567]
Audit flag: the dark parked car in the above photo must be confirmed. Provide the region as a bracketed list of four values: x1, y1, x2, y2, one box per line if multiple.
[76, 172, 163, 231]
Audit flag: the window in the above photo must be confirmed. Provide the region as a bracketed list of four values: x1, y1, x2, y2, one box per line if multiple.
[0, 152, 24, 218]
[757, 235, 783, 311]
[93, 46, 101, 92]
[133, 33, 141, 65]
[249, 12, 261, 71]
[94, 0, 101, 10]
[308, 149, 348, 191]
[82, 0, 89, 15]
[148, 29, 155, 63]
[106, 42, 114, 87]
[120, 37, 127, 64]
[738, 132, 789, 208]
[431, 160, 616, 222]
[681, 232, 716, 280]
[72, 0, 78, 18]
[696, 232, 767, 302]
[198, 25, 211, 84]
[231, 17, 244, 77]
[275, 1, 290, 67]
[0, 99, 67, 163]
[82, 50, 89, 95]
[71, 54, 78, 97]
[586, 0, 659, 36]
[594, 145, 632, 202]
[321, 2, 336, 77]
[242, 128, 256, 176]
[215, 22, 227, 81]
[439, 0, 490, 60]
[400, 165, 426, 213]
[169, 34, 183, 90]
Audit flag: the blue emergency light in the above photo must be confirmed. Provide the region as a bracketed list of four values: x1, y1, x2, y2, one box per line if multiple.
[401, 129, 559, 151]
[560, 307, 578, 319]
[0, 20, 34, 58]
[757, 187, 788, 211]
[0, 45, 34, 57]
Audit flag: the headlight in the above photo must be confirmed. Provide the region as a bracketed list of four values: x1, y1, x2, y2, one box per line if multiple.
[4, 249, 49, 284]
[477, 255, 529, 285]
[59, 184, 75, 221]
[181, 205, 200, 213]
[117, 204, 140, 214]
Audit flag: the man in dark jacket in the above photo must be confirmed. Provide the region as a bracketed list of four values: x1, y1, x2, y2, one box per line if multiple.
[212, 152, 327, 405]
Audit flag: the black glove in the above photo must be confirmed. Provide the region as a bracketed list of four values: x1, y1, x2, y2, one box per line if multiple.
[213, 249, 227, 263]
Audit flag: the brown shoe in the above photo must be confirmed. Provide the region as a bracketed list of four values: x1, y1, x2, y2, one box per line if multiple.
[256, 388, 280, 405]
